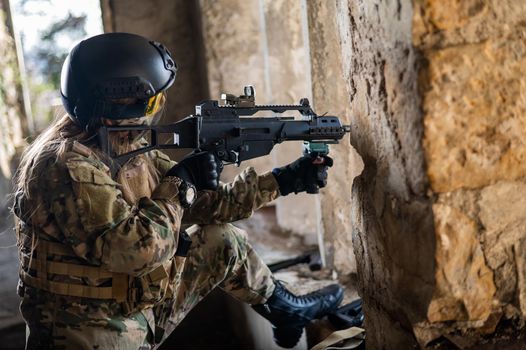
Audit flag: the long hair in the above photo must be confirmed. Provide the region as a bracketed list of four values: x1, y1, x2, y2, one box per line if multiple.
[13, 114, 93, 200]
[14, 97, 167, 204]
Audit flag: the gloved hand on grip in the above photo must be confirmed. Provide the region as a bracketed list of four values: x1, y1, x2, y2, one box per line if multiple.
[272, 153, 334, 196]
[166, 151, 222, 191]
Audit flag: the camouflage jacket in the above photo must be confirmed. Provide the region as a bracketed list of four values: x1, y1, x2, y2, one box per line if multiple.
[15, 140, 280, 311]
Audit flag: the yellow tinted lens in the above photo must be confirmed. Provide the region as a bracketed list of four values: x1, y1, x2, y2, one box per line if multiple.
[145, 93, 164, 116]
[111, 117, 148, 126]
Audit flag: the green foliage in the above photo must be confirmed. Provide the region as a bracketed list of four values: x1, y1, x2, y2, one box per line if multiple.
[35, 12, 87, 88]
[14, 0, 90, 130]
[27, 78, 55, 127]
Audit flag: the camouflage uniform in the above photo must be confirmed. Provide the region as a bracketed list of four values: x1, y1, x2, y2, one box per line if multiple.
[15, 140, 279, 349]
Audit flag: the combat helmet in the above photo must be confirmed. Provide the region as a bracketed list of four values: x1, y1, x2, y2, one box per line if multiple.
[60, 32, 177, 130]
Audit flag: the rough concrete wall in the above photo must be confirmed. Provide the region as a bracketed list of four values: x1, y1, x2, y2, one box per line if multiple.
[262, 0, 317, 242]
[335, 0, 436, 348]
[101, 0, 209, 121]
[306, 1, 362, 274]
[199, 0, 270, 181]
[200, 0, 318, 239]
[413, 0, 526, 345]
[199, 0, 266, 105]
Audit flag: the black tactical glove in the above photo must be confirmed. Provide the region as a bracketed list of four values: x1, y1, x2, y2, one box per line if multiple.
[166, 152, 222, 191]
[272, 153, 334, 196]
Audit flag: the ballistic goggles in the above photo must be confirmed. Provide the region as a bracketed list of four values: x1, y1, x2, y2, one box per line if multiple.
[95, 92, 165, 122]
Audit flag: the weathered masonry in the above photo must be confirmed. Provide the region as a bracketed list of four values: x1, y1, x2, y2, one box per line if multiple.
[329, 0, 526, 348]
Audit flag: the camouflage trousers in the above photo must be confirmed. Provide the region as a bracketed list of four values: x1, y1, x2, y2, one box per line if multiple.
[21, 223, 275, 350]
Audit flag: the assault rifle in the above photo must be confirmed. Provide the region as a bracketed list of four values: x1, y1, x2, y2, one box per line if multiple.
[99, 86, 350, 186]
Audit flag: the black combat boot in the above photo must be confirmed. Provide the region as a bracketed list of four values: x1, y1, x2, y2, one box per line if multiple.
[252, 281, 344, 348]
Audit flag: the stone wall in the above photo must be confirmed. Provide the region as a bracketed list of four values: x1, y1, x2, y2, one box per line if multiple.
[414, 0, 526, 346]
[309, 0, 526, 348]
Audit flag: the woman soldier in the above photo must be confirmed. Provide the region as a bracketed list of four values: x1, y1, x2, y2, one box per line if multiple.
[13, 32, 343, 349]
